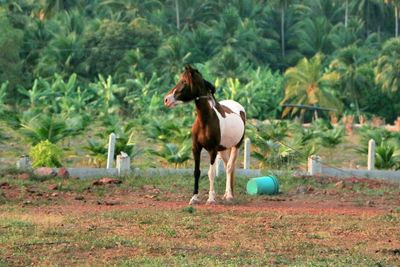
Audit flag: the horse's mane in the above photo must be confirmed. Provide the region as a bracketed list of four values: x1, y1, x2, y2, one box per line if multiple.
[183, 65, 216, 95]
[203, 79, 216, 95]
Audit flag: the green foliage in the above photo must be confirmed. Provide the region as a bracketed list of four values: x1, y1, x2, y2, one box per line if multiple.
[214, 67, 284, 120]
[144, 117, 191, 144]
[149, 143, 191, 168]
[83, 139, 107, 168]
[29, 140, 63, 167]
[1, 0, 400, 168]
[0, 81, 8, 115]
[357, 125, 395, 154]
[375, 38, 400, 93]
[281, 53, 342, 118]
[0, 10, 24, 91]
[329, 45, 377, 117]
[19, 113, 84, 145]
[375, 141, 400, 170]
[309, 119, 345, 149]
[248, 120, 319, 169]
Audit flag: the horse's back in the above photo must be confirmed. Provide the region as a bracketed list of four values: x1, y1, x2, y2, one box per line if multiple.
[219, 100, 245, 117]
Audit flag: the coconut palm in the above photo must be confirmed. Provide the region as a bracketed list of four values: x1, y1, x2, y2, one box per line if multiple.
[295, 16, 334, 57]
[352, 0, 386, 36]
[281, 53, 342, 118]
[384, 0, 400, 37]
[0, 11, 24, 91]
[375, 38, 400, 93]
[262, 1, 303, 70]
[329, 45, 377, 117]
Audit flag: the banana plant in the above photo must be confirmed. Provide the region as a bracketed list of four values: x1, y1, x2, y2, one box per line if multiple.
[91, 74, 127, 115]
[17, 78, 54, 109]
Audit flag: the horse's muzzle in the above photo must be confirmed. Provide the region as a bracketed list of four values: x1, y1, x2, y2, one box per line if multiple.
[164, 94, 175, 108]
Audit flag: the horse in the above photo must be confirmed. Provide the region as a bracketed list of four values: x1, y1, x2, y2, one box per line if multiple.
[164, 65, 246, 205]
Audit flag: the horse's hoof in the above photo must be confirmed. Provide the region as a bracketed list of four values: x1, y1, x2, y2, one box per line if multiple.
[189, 195, 200, 205]
[224, 197, 234, 203]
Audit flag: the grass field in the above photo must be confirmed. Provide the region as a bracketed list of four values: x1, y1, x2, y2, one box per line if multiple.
[0, 169, 399, 266]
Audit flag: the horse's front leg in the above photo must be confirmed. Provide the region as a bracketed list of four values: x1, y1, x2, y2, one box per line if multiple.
[189, 144, 201, 205]
[206, 149, 218, 205]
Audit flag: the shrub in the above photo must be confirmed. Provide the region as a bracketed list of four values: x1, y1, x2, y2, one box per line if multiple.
[29, 140, 63, 168]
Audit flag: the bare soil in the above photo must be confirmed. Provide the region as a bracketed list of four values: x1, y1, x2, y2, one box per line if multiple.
[1, 175, 399, 266]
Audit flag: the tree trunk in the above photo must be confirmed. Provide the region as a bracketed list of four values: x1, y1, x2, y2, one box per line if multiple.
[281, 5, 285, 59]
[175, 0, 180, 30]
[365, 0, 370, 37]
[345, 0, 349, 28]
[396, 6, 399, 38]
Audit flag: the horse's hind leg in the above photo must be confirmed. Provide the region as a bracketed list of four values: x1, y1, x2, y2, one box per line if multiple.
[206, 150, 218, 204]
[224, 147, 239, 201]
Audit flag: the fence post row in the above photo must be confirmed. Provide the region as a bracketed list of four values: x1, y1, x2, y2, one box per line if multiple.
[106, 133, 116, 169]
[367, 139, 375, 171]
[244, 138, 251, 170]
[116, 153, 130, 176]
[308, 155, 322, 175]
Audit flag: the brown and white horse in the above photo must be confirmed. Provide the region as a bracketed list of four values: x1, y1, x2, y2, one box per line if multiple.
[164, 65, 246, 204]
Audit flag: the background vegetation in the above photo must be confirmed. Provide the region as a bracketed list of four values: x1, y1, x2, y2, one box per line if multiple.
[0, 0, 400, 169]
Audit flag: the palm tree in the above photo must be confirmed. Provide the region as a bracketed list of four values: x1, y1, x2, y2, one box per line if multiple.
[295, 16, 334, 57]
[329, 45, 376, 117]
[352, 0, 386, 37]
[385, 0, 400, 37]
[345, 0, 350, 27]
[280, 53, 342, 119]
[375, 38, 400, 92]
[260, 2, 303, 70]
[0, 11, 24, 92]
[42, 0, 79, 17]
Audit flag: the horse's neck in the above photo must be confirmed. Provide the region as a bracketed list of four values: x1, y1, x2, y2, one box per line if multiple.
[195, 98, 216, 125]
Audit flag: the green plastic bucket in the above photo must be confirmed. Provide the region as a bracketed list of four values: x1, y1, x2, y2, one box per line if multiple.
[246, 175, 279, 195]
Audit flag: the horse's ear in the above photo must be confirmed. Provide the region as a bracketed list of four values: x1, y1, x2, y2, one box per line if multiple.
[204, 80, 216, 95]
[184, 64, 193, 72]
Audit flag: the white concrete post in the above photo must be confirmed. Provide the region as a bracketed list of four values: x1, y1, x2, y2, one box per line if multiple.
[116, 152, 130, 176]
[368, 139, 375, 171]
[215, 155, 224, 177]
[17, 155, 31, 170]
[244, 138, 251, 170]
[308, 155, 322, 175]
[106, 133, 116, 169]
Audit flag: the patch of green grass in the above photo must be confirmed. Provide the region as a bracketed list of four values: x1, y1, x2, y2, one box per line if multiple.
[380, 213, 399, 223]
[181, 206, 196, 214]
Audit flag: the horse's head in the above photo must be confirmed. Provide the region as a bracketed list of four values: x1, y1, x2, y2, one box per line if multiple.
[164, 65, 216, 108]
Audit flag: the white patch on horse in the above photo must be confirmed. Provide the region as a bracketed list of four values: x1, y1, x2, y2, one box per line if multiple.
[213, 100, 245, 148]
